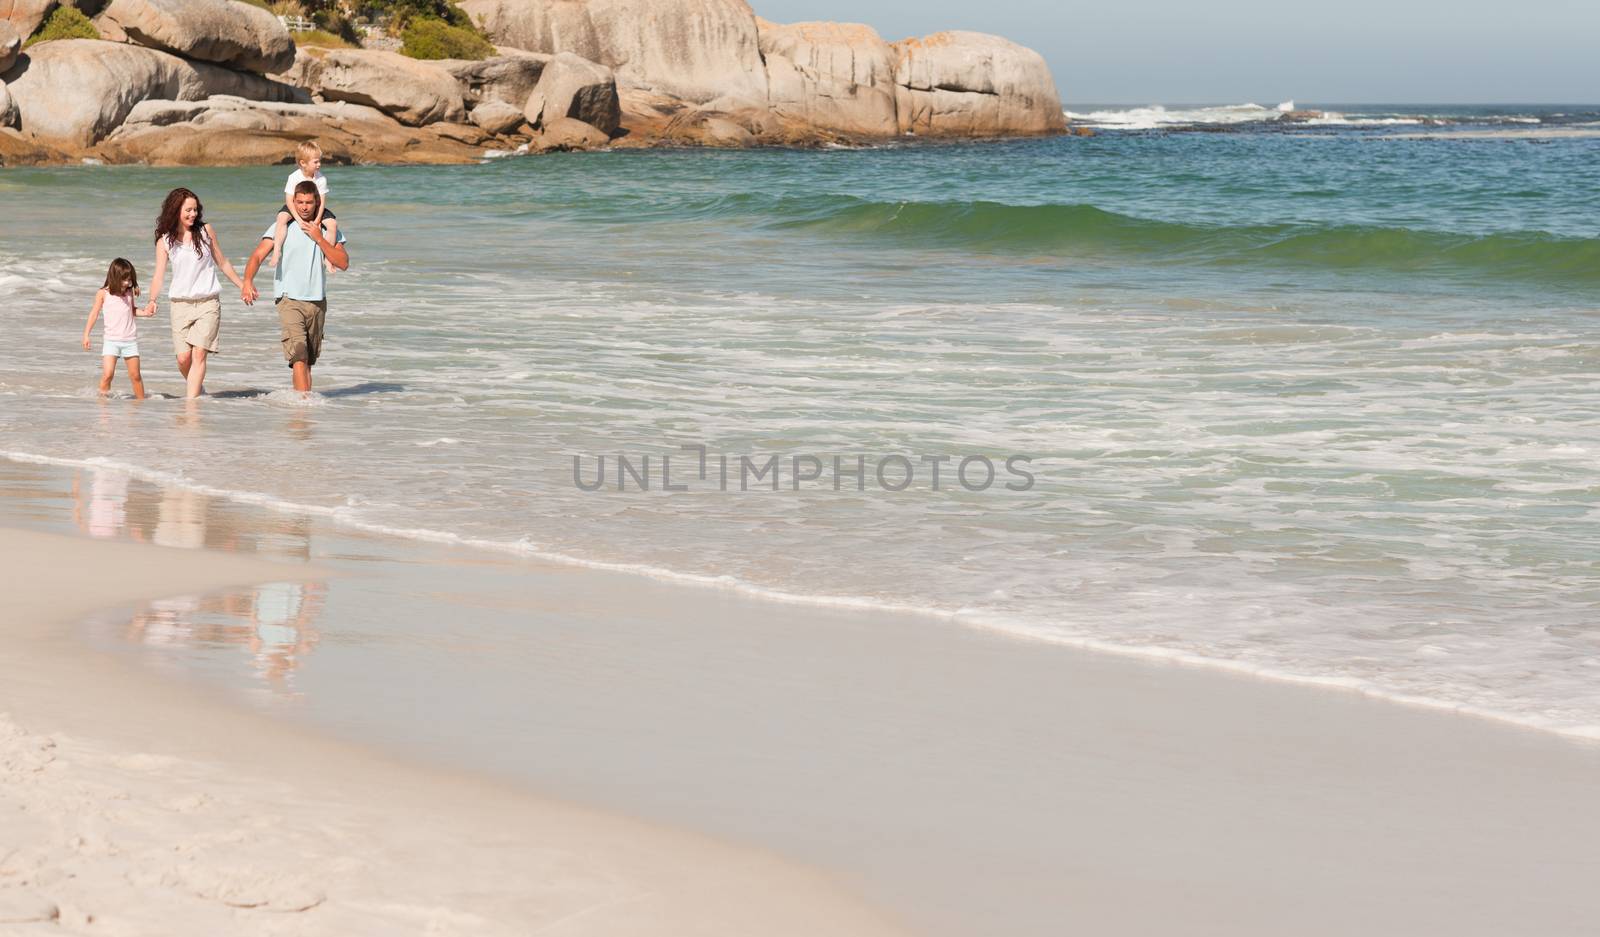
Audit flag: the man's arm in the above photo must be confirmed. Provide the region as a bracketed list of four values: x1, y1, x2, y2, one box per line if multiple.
[299, 219, 349, 270]
[241, 238, 273, 304]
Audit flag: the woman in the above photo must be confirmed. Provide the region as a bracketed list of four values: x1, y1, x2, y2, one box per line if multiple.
[143, 188, 250, 398]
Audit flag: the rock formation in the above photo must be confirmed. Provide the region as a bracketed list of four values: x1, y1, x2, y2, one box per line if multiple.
[0, 20, 21, 73]
[443, 48, 549, 108]
[2, 38, 301, 146]
[95, 0, 294, 74]
[101, 94, 487, 164]
[0, 79, 17, 127]
[0, 0, 55, 38]
[891, 31, 1065, 137]
[294, 48, 466, 126]
[757, 19, 896, 139]
[468, 97, 524, 134]
[522, 50, 617, 134]
[460, 0, 767, 106]
[533, 114, 609, 150]
[1, 0, 1066, 163]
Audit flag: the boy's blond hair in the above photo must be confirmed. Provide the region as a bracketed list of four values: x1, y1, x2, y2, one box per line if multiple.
[295, 140, 323, 164]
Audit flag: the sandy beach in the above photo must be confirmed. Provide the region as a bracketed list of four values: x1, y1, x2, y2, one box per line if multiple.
[0, 521, 906, 935]
[4, 460, 1600, 935]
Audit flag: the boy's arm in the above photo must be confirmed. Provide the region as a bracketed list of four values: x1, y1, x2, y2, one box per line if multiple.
[82, 289, 105, 349]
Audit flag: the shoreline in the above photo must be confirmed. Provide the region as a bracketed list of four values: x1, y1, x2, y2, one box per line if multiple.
[9, 446, 1598, 746]
[0, 523, 907, 935]
[5, 458, 1600, 935]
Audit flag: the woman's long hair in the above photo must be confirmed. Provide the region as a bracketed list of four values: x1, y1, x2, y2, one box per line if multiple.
[102, 258, 139, 298]
[154, 187, 206, 257]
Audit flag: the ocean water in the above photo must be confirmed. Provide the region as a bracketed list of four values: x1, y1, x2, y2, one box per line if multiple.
[3, 106, 1598, 738]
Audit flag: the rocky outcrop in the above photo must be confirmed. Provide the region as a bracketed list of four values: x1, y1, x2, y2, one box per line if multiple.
[0, 20, 21, 73]
[0, 0, 55, 38]
[757, 19, 895, 138]
[443, 48, 549, 107]
[522, 50, 617, 134]
[0, 80, 17, 127]
[461, 0, 767, 106]
[1, 38, 303, 146]
[295, 49, 466, 126]
[469, 97, 524, 133]
[94, 0, 293, 74]
[532, 114, 608, 150]
[0, 126, 68, 163]
[890, 31, 1064, 137]
[102, 95, 485, 164]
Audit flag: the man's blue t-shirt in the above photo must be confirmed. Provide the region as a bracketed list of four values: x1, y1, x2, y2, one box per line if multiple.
[261, 218, 346, 302]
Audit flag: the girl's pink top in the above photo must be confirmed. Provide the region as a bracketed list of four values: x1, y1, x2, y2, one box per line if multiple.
[102, 291, 138, 342]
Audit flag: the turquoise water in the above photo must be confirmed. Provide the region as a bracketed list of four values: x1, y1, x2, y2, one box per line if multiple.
[3, 111, 1598, 736]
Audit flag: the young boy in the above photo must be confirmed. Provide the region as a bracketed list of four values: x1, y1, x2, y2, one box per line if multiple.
[270, 140, 337, 272]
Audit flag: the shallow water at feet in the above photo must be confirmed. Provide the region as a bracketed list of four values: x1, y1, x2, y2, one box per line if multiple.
[2, 125, 1598, 735]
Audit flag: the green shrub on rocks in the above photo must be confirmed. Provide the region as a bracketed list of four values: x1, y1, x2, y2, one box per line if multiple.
[401, 17, 491, 60]
[25, 6, 101, 47]
[367, 0, 476, 30]
[291, 28, 353, 48]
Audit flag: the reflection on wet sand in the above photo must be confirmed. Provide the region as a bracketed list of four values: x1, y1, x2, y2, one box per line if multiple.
[64, 466, 329, 694]
[69, 466, 317, 561]
[124, 581, 325, 692]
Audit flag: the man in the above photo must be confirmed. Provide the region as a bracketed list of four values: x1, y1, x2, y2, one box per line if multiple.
[242, 180, 349, 392]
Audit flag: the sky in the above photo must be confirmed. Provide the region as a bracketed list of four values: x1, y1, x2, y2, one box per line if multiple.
[751, 0, 1600, 104]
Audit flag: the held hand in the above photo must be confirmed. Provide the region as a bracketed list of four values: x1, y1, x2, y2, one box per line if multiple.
[142, 301, 157, 317]
[241, 282, 258, 305]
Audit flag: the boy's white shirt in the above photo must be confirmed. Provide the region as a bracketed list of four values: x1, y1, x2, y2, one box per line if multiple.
[285, 169, 330, 197]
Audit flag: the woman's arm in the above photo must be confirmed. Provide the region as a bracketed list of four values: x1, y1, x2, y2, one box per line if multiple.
[82, 289, 106, 349]
[143, 240, 168, 316]
[206, 225, 247, 291]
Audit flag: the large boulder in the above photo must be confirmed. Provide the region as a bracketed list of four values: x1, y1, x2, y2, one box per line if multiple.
[468, 97, 524, 134]
[443, 48, 549, 107]
[461, 0, 766, 106]
[521, 50, 617, 134]
[94, 0, 294, 74]
[757, 19, 895, 138]
[891, 31, 1065, 137]
[0, 0, 55, 38]
[1, 38, 303, 147]
[532, 114, 607, 150]
[297, 49, 466, 126]
[103, 95, 485, 165]
[0, 20, 21, 73]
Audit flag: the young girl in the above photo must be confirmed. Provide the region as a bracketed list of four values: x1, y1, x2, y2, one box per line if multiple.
[81, 258, 154, 399]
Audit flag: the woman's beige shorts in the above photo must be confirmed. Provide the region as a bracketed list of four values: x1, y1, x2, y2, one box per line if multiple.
[170, 295, 222, 354]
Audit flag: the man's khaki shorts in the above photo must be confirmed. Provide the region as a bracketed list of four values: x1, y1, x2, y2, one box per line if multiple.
[277, 297, 327, 367]
[170, 295, 221, 355]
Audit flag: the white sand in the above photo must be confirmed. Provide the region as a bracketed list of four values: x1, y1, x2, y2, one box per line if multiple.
[7, 515, 1600, 936]
[0, 528, 905, 936]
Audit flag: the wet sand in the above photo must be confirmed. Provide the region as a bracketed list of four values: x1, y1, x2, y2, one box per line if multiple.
[4, 458, 1600, 936]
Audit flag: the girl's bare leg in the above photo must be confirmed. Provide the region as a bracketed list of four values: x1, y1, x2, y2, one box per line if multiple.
[126, 356, 146, 400]
[98, 356, 116, 395]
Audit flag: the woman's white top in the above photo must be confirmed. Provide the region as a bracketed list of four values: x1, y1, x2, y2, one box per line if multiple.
[166, 229, 221, 300]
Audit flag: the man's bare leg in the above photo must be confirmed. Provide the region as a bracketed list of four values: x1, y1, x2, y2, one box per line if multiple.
[291, 361, 312, 394]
